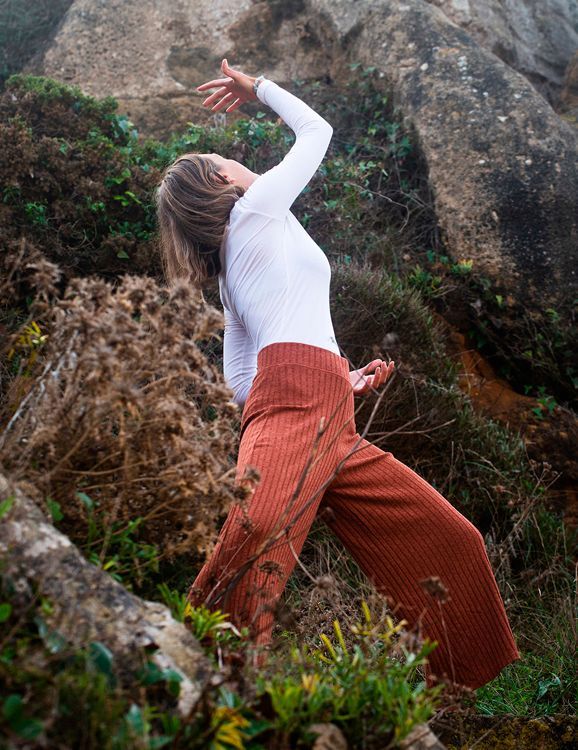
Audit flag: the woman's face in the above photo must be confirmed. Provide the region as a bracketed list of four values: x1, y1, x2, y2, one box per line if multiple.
[199, 153, 258, 190]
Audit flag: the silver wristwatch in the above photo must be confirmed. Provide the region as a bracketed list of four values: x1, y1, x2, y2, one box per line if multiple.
[253, 74, 266, 95]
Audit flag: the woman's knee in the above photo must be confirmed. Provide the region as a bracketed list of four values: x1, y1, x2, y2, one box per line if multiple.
[453, 514, 486, 553]
[422, 486, 486, 551]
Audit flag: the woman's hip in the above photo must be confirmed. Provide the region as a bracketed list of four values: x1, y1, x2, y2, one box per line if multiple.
[239, 341, 355, 443]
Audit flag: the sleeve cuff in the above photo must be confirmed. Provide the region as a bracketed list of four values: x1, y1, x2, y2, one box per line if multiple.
[255, 77, 275, 104]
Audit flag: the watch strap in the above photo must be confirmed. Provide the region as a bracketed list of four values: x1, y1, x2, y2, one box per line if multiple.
[253, 74, 266, 95]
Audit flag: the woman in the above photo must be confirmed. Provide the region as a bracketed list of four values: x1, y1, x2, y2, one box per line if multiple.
[154, 59, 520, 688]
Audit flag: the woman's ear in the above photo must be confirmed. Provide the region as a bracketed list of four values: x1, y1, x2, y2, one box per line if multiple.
[215, 171, 233, 185]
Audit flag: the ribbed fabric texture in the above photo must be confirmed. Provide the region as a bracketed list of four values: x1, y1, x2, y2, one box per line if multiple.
[188, 342, 521, 689]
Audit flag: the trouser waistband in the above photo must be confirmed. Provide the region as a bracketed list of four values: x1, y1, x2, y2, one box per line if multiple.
[256, 341, 350, 380]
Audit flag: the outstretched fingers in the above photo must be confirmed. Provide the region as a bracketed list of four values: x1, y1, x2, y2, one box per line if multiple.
[381, 361, 395, 385]
[200, 86, 230, 107]
[363, 358, 382, 372]
[210, 91, 237, 111]
[368, 360, 395, 390]
[225, 97, 242, 112]
[196, 77, 231, 91]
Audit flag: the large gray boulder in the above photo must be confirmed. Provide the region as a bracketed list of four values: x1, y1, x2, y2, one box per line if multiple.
[0, 472, 213, 717]
[30, 0, 578, 310]
[31, 0, 578, 128]
[426, 0, 578, 106]
[29, 0, 330, 136]
[315, 0, 578, 309]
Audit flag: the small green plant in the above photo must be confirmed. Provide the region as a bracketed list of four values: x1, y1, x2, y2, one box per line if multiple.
[407, 264, 445, 298]
[450, 257, 473, 275]
[85, 196, 106, 213]
[104, 167, 132, 189]
[108, 218, 152, 240]
[105, 112, 139, 142]
[523, 384, 559, 419]
[231, 115, 287, 153]
[72, 491, 159, 588]
[157, 583, 191, 623]
[24, 201, 48, 226]
[0, 495, 14, 519]
[1, 694, 44, 741]
[88, 519, 159, 587]
[0, 603, 12, 623]
[46, 497, 64, 522]
[532, 386, 558, 419]
[424, 249, 472, 276]
[545, 307, 560, 323]
[113, 189, 143, 208]
[136, 657, 183, 699]
[183, 601, 247, 647]
[2, 184, 21, 203]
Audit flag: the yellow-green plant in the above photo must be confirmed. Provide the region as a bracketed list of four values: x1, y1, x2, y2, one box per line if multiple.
[7, 320, 48, 373]
[258, 600, 443, 748]
[183, 601, 246, 645]
[201, 687, 268, 750]
[208, 704, 251, 750]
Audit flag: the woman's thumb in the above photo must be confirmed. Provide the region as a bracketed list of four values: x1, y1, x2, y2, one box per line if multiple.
[222, 58, 234, 76]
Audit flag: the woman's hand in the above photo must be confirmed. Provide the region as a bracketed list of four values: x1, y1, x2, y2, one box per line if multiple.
[349, 358, 395, 396]
[196, 58, 257, 113]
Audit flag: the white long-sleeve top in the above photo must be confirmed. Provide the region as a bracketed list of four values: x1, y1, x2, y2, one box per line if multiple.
[218, 78, 341, 408]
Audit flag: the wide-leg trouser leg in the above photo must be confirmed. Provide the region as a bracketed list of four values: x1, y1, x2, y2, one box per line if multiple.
[187, 344, 357, 647]
[318, 434, 522, 690]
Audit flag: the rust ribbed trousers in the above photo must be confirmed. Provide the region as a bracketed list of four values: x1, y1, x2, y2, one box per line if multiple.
[188, 342, 521, 689]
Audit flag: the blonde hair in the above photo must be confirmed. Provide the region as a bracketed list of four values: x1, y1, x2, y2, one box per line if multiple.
[153, 153, 246, 290]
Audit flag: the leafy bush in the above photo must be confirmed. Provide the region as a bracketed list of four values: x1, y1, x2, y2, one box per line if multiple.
[0, 74, 160, 286]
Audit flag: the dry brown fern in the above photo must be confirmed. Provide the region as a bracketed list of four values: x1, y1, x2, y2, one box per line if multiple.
[0, 271, 248, 565]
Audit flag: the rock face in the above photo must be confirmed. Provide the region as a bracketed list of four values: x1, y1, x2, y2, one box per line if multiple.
[31, 0, 578, 129]
[426, 0, 578, 106]
[28, 0, 332, 137]
[29, 0, 578, 311]
[0, 472, 213, 716]
[560, 49, 578, 123]
[328, 0, 578, 309]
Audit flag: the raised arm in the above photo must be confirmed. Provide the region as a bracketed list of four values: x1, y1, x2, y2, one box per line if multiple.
[243, 78, 333, 219]
[197, 61, 333, 220]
